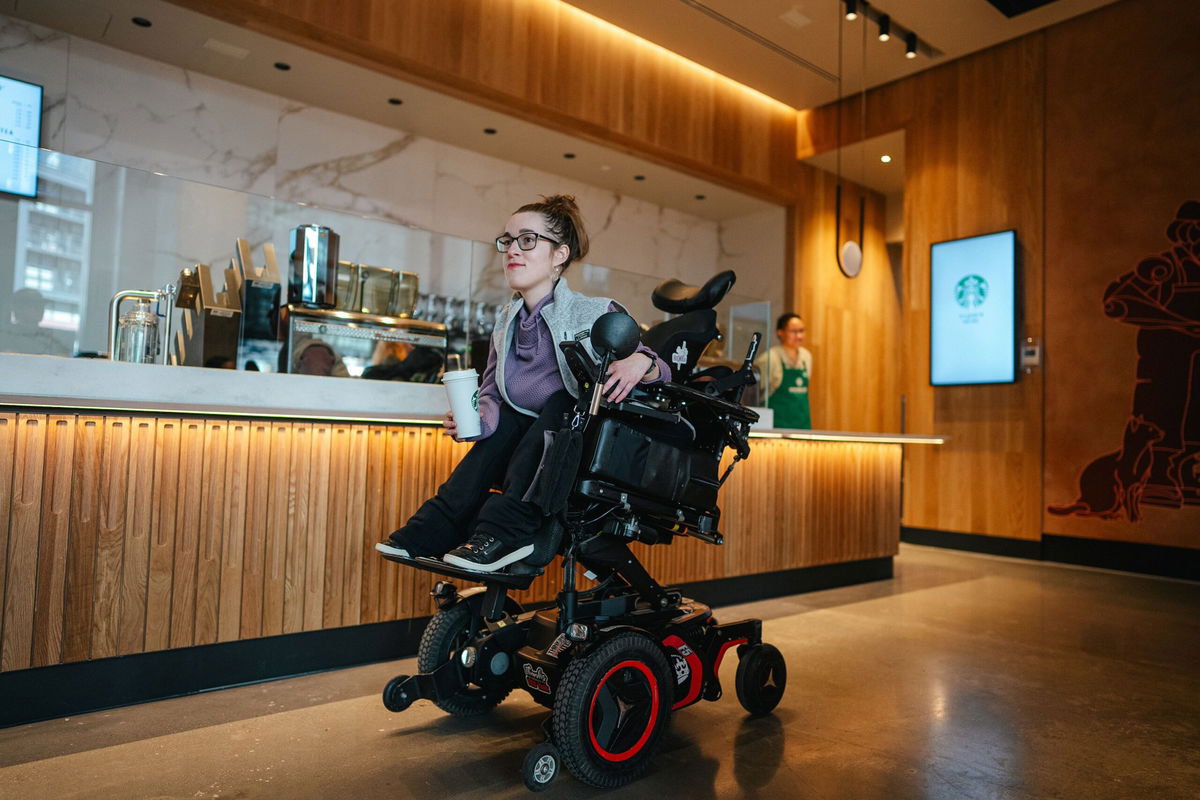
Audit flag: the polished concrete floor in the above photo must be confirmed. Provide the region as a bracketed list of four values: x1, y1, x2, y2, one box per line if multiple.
[1, 544, 1197, 799]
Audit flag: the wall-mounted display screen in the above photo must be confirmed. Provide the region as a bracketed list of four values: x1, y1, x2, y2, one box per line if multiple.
[0, 74, 43, 198]
[930, 229, 1018, 385]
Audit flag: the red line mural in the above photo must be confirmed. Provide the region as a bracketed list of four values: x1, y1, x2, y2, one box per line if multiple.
[1048, 202, 1200, 522]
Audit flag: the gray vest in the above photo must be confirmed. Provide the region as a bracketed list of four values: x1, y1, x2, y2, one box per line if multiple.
[491, 277, 614, 415]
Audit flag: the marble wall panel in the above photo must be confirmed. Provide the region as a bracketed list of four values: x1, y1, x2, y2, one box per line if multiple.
[0, 16, 69, 151]
[1, 10, 783, 331]
[61, 38, 279, 197]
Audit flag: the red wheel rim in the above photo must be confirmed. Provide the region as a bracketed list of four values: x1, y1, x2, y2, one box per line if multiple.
[586, 660, 661, 761]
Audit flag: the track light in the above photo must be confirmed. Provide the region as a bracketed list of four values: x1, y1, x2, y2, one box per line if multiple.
[877, 14, 890, 42]
[845, 0, 858, 21]
[905, 32, 918, 59]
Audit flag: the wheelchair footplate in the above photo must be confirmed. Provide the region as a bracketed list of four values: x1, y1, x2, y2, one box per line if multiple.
[376, 549, 544, 590]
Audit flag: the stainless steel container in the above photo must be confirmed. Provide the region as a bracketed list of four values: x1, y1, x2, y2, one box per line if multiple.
[288, 224, 340, 308]
[107, 286, 176, 365]
[358, 265, 397, 315]
[334, 260, 361, 312]
[390, 271, 419, 317]
[115, 297, 160, 363]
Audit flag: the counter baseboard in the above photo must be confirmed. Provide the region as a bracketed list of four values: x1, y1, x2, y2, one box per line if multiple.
[0, 557, 891, 728]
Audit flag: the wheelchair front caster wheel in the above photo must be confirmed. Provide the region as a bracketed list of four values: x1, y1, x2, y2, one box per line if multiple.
[735, 643, 786, 716]
[523, 742, 561, 791]
[382, 675, 415, 712]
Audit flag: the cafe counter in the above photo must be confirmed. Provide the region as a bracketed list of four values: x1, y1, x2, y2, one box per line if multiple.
[0, 354, 937, 724]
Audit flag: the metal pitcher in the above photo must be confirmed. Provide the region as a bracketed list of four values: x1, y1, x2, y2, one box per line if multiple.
[288, 224, 340, 308]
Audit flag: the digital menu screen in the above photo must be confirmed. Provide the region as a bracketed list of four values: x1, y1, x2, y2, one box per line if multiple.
[0, 74, 43, 198]
[930, 230, 1018, 385]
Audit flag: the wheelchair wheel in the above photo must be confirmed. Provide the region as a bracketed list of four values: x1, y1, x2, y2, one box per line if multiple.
[417, 601, 512, 716]
[735, 643, 786, 716]
[551, 631, 673, 789]
[522, 742, 561, 791]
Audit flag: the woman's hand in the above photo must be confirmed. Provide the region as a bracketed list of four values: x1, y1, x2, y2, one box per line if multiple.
[603, 352, 654, 404]
[442, 410, 459, 439]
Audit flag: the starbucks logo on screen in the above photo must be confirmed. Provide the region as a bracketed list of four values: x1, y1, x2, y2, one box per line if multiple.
[950, 277, 988, 311]
[955, 275, 989, 308]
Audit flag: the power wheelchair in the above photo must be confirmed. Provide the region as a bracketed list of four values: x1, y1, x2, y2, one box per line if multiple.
[377, 270, 787, 791]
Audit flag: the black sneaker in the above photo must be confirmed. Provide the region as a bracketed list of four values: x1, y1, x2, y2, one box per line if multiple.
[375, 535, 410, 559]
[442, 532, 534, 573]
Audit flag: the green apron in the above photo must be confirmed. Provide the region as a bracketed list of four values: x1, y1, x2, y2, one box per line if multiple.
[769, 362, 811, 429]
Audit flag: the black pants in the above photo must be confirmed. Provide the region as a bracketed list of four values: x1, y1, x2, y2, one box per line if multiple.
[391, 391, 576, 557]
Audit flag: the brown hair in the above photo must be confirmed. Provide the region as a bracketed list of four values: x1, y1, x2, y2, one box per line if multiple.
[516, 194, 590, 271]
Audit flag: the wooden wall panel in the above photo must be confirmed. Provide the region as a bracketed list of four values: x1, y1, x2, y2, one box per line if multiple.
[2, 415, 45, 671]
[92, 418, 131, 660]
[790, 164, 900, 434]
[240, 421, 273, 640]
[0, 415, 14, 655]
[217, 421, 250, 643]
[31, 417, 73, 667]
[261, 422, 293, 637]
[146, 419, 182, 652]
[798, 36, 1046, 541]
[169, 420, 204, 649]
[168, 0, 798, 201]
[303, 424, 331, 632]
[1040, 0, 1200, 549]
[0, 413, 899, 672]
[282, 424, 311, 635]
[116, 419, 155, 656]
[62, 417, 102, 662]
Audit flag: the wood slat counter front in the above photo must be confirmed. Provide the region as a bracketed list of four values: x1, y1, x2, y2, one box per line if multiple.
[0, 355, 937, 678]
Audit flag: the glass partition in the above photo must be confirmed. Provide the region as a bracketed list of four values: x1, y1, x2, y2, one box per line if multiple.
[1, 149, 770, 397]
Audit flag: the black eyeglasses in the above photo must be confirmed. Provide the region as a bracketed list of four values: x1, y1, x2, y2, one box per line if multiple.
[494, 232, 561, 253]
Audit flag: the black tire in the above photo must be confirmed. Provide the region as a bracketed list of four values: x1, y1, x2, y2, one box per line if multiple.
[523, 742, 561, 792]
[416, 601, 512, 716]
[735, 643, 786, 716]
[551, 631, 673, 789]
[382, 675, 415, 712]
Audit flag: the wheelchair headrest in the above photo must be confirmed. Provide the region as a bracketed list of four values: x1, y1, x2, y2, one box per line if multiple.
[652, 270, 737, 314]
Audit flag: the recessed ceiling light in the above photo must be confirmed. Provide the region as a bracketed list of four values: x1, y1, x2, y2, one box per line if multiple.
[634, 175, 646, 181]
[387, 97, 403, 106]
[563, 153, 576, 159]
[131, 17, 152, 28]
[483, 128, 497, 135]
[880, 154, 892, 163]
[274, 62, 291, 71]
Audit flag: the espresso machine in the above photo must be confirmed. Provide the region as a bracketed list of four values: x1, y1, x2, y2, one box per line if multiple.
[282, 224, 447, 379]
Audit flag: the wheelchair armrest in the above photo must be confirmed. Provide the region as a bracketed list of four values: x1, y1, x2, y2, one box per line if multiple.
[609, 397, 682, 425]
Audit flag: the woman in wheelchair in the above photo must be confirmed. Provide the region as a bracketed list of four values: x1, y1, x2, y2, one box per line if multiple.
[376, 195, 670, 572]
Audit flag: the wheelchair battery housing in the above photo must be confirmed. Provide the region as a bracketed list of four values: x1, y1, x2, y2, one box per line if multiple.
[582, 416, 720, 512]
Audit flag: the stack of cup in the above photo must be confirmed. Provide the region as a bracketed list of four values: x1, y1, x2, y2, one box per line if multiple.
[443, 367, 481, 438]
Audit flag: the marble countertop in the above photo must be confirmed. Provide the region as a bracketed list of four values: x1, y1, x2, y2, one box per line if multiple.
[0, 353, 446, 423]
[0, 353, 943, 444]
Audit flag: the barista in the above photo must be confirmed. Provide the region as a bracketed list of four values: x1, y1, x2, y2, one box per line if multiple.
[755, 313, 812, 429]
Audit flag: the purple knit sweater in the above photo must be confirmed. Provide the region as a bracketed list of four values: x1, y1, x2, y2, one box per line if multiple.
[466, 293, 669, 441]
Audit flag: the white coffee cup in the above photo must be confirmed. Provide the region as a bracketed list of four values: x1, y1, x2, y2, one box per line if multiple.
[443, 368, 481, 439]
